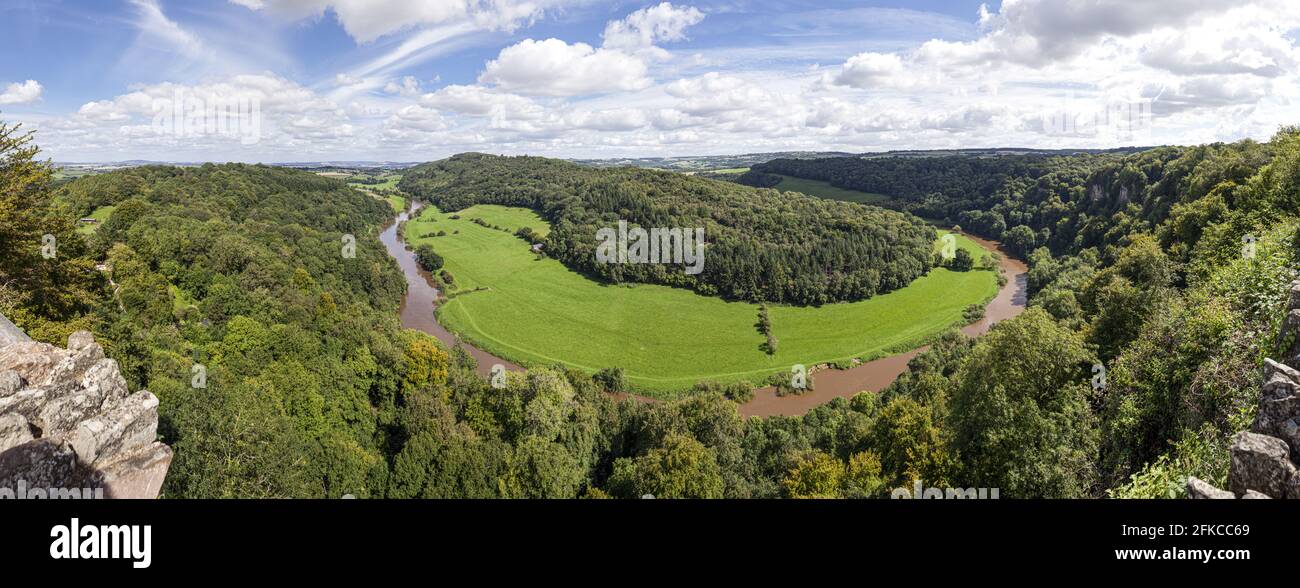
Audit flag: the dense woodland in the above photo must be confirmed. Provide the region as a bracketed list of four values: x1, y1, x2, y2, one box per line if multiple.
[754, 130, 1300, 496]
[400, 154, 936, 305]
[4, 117, 1300, 498]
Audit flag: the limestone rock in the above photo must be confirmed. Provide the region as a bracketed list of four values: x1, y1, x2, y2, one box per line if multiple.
[1186, 477, 1234, 499]
[1279, 417, 1300, 463]
[68, 391, 160, 468]
[1242, 490, 1271, 499]
[0, 387, 48, 423]
[0, 341, 65, 385]
[80, 358, 128, 401]
[0, 321, 170, 499]
[39, 340, 105, 389]
[66, 330, 96, 352]
[1254, 359, 1300, 438]
[0, 414, 34, 454]
[0, 438, 99, 493]
[35, 385, 107, 438]
[100, 442, 173, 499]
[0, 370, 22, 397]
[1229, 431, 1296, 498]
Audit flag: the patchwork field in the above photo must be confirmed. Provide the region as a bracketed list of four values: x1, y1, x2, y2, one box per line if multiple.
[405, 203, 998, 397]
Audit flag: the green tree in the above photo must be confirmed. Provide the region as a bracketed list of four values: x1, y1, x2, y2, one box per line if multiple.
[782, 451, 844, 498]
[506, 435, 583, 498]
[0, 121, 101, 342]
[872, 397, 957, 488]
[949, 309, 1099, 498]
[607, 433, 725, 499]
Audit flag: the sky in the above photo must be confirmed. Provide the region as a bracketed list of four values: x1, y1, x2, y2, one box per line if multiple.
[0, 0, 1298, 162]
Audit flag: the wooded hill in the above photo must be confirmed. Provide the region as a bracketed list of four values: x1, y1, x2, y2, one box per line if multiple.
[400, 154, 937, 306]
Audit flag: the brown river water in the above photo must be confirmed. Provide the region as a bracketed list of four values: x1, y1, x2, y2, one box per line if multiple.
[380, 204, 1028, 417]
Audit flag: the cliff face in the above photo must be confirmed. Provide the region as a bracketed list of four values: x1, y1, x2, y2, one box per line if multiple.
[0, 318, 171, 499]
[1187, 281, 1300, 499]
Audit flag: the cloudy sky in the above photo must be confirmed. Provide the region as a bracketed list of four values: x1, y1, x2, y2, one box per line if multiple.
[1, 0, 1297, 162]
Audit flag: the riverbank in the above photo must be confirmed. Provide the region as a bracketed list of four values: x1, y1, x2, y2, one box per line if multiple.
[382, 204, 1028, 417]
[738, 233, 1029, 417]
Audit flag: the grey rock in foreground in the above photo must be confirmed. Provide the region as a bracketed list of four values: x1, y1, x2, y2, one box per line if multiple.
[1187, 282, 1300, 499]
[0, 324, 171, 499]
[1186, 476, 1234, 499]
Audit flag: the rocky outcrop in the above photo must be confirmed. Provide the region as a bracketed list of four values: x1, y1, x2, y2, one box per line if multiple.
[0, 319, 170, 499]
[1188, 281, 1300, 499]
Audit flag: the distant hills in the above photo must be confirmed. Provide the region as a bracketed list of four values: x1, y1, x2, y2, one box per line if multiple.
[53, 146, 1163, 178]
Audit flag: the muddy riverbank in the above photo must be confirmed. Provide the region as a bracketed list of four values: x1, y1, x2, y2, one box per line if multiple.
[381, 207, 1027, 417]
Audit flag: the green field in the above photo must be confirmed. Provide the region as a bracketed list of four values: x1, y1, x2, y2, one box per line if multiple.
[348, 174, 402, 190]
[386, 194, 406, 212]
[405, 203, 997, 397]
[775, 175, 891, 205]
[75, 205, 115, 235]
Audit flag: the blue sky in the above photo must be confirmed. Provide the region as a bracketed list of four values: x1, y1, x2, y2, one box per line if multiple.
[1, 0, 1297, 162]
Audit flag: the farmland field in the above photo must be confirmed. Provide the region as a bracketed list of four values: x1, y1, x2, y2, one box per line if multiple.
[775, 175, 891, 205]
[75, 205, 115, 235]
[405, 203, 998, 397]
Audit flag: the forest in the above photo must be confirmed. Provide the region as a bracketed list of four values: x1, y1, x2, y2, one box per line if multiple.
[400, 154, 937, 306]
[4, 118, 1300, 498]
[751, 129, 1300, 496]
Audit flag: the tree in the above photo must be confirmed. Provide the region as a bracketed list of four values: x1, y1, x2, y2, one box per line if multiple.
[950, 248, 974, 272]
[842, 451, 887, 498]
[607, 433, 725, 499]
[1082, 234, 1174, 360]
[782, 451, 843, 498]
[415, 244, 443, 272]
[593, 367, 627, 393]
[1003, 225, 1037, 257]
[506, 435, 583, 499]
[0, 121, 101, 342]
[872, 397, 957, 488]
[949, 309, 1099, 498]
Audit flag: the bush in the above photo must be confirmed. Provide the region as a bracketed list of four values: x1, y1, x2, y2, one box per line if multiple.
[593, 367, 627, 393]
[415, 244, 443, 272]
[950, 248, 974, 272]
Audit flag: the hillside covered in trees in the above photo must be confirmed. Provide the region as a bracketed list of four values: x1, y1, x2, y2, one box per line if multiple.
[400, 154, 937, 305]
[750, 129, 1300, 496]
[7, 116, 1300, 498]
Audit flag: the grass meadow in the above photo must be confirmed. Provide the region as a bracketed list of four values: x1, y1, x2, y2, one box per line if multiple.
[405, 203, 997, 398]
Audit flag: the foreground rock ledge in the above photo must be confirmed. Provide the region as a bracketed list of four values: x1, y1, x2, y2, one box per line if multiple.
[1187, 280, 1300, 499]
[0, 327, 171, 499]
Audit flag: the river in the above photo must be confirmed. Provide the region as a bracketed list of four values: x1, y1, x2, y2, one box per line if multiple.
[380, 204, 1028, 417]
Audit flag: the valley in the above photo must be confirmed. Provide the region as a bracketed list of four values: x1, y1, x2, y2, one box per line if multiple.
[385, 188, 1020, 407]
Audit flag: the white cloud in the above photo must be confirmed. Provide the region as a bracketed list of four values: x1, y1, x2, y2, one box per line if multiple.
[602, 2, 705, 52]
[833, 52, 911, 89]
[0, 80, 43, 105]
[420, 84, 541, 117]
[228, 0, 554, 43]
[129, 0, 206, 57]
[24, 0, 1300, 161]
[385, 104, 449, 132]
[384, 75, 423, 97]
[479, 38, 651, 96]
